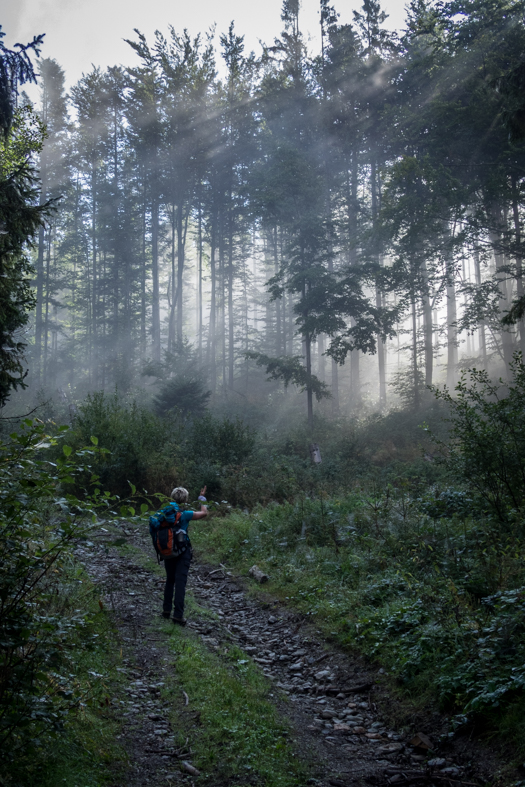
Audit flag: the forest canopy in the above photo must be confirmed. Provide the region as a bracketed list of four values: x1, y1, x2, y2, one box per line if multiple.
[4, 0, 524, 421]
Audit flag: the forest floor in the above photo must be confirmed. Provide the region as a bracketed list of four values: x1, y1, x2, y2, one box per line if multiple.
[75, 523, 510, 787]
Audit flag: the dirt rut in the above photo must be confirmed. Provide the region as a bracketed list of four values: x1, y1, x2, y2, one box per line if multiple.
[76, 527, 502, 787]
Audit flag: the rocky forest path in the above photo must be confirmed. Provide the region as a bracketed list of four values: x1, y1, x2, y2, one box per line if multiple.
[76, 525, 501, 787]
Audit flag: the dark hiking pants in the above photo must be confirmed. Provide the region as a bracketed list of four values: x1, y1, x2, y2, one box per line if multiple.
[163, 547, 192, 618]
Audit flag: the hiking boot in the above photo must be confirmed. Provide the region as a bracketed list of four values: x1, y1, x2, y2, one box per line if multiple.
[172, 616, 187, 626]
[161, 611, 171, 620]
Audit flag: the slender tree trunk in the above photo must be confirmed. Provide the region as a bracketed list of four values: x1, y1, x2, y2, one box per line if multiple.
[305, 327, 313, 429]
[243, 239, 249, 391]
[411, 293, 420, 410]
[318, 334, 325, 380]
[421, 258, 433, 386]
[473, 245, 487, 365]
[463, 257, 472, 357]
[228, 219, 234, 390]
[371, 159, 386, 407]
[302, 276, 313, 429]
[198, 199, 203, 361]
[35, 83, 50, 386]
[69, 177, 80, 389]
[43, 233, 51, 383]
[331, 356, 339, 414]
[51, 242, 58, 387]
[91, 164, 98, 385]
[176, 204, 188, 344]
[151, 192, 161, 361]
[444, 227, 458, 388]
[218, 223, 227, 391]
[209, 224, 217, 393]
[273, 227, 281, 356]
[35, 181, 46, 384]
[265, 237, 272, 350]
[348, 150, 358, 264]
[347, 152, 360, 409]
[252, 249, 258, 338]
[446, 266, 458, 388]
[376, 289, 386, 407]
[350, 323, 361, 408]
[168, 205, 176, 351]
[511, 174, 525, 353]
[489, 206, 514, 372]
[141, 178, 147, 353]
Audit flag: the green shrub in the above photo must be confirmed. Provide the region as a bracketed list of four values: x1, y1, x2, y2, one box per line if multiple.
[153, 376, 211, 417]
[432, 355, 525, 523]
[69, 391, 176, 496]
[192, 479, 525, 737]
[0, 420, 112, 762]
[58, 388, 450, 507]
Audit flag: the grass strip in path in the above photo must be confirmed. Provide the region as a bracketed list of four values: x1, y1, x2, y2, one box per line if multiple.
[163, 620, 308, 786]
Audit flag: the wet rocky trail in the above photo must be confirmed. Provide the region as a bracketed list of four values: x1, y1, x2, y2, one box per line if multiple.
[75, 525, 503, 787]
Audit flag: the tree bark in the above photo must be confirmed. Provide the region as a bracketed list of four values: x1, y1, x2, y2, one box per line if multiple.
[421, 258, 433, 386]
[176, 204, 188, 344]
[511, 174, 525, 354]
[209, 217, 217, 393]
[331, 356, 339, 414]
[198, 199, 203, 361]
[445, 230, 458, 389]
[371, 159, 386, 408]
[141, 176, 147, 354]
[305, 328, 313, 429]
[411, 293, 420, 410]
[489, 205, 514, 372]
[168, 205, 176, 352]
[151, 192, 161, 361]
[91, 163, 98, 384]
[473, 245, 487, 365]
[228, 218, 234, 389]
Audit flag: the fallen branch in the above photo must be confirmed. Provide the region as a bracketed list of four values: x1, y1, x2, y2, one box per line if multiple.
[181, 761, 200, 776]
[207, 568, 225, 578]
[249, 565, 269, 583]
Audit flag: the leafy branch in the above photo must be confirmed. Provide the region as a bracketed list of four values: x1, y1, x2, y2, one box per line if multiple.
[246, 352, 331, 401]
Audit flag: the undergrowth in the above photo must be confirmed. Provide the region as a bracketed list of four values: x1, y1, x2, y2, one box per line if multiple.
[189, 357, 525, 760]
[0, 420, 132, 785]
[4, 559, 127, 786]
[57, 389, 448, 505]
[191, 489, 525, 757]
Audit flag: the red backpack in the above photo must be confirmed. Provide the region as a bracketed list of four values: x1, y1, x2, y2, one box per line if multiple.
[148, 503, 189, 560]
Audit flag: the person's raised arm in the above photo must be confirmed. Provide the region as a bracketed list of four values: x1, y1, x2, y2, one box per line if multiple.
[192, 486, 208, 520]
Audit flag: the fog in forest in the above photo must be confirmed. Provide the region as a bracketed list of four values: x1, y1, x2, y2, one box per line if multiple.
[3, 0, 523, 434]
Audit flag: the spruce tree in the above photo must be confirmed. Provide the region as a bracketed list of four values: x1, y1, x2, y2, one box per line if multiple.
[0, 27, 49, 407]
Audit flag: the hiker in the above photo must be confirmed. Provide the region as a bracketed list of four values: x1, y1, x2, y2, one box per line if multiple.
[162, 486, 208, 625]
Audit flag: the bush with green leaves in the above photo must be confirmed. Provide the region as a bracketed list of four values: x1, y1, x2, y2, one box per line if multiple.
[192, 476, 525, 743]
[153, 376, 211, 417]
[432, 355, 525, 523]
[68, 391, 175, 496]
[63, 387, 448, 507]
[0, 418, 126, 762]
